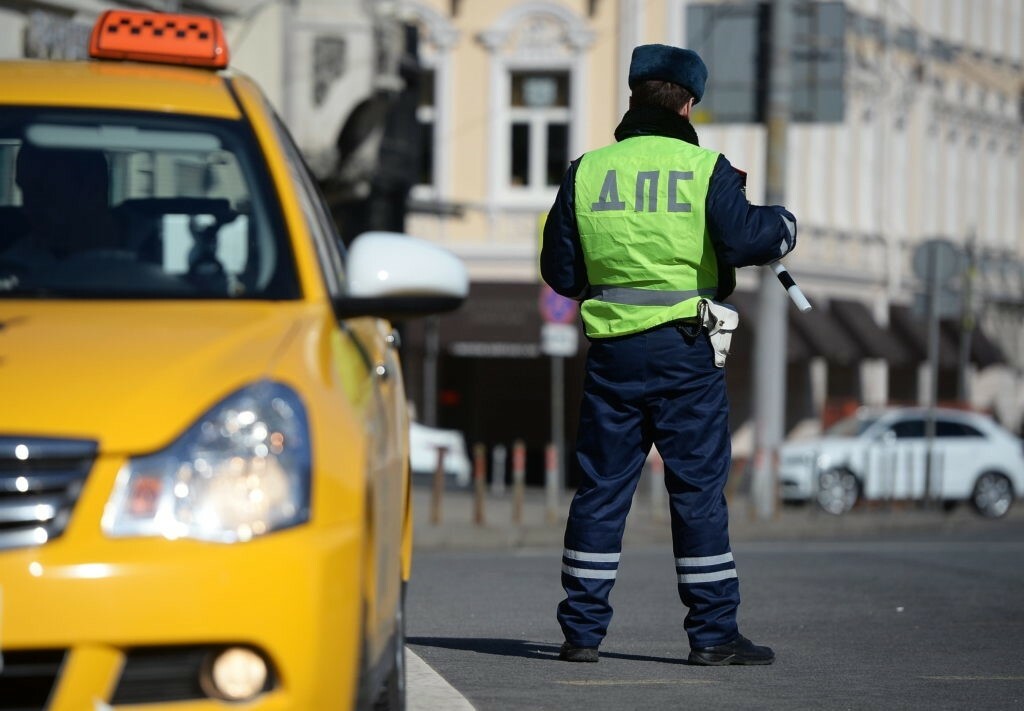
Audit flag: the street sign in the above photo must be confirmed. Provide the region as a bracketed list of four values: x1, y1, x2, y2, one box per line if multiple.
[541, 323, 578, 357]
[539, 284, 578, 324]
[912, 238, 963, 284]
[912, 290, 962, 320]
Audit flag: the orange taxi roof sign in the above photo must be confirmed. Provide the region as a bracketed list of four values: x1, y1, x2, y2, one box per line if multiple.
[89, 10, 229, 69]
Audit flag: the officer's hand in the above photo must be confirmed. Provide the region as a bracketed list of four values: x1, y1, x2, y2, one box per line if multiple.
[774, 208, 796, 261]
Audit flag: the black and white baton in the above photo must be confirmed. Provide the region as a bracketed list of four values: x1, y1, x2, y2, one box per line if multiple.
[733, 167, 811, 312]
[770, 262, 812, 312]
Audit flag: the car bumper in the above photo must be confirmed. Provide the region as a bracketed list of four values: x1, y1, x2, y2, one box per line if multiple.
[1, 524, 364, 710]
[779, 467, 814, 501]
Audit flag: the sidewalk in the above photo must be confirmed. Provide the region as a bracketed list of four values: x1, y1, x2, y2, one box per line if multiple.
[411, 480, 1024, 551]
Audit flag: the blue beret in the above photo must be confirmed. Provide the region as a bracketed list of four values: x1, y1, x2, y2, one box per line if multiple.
[628, 44, 708, 103]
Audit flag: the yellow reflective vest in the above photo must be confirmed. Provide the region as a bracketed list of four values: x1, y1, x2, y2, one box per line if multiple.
[574, 135, 721, 338]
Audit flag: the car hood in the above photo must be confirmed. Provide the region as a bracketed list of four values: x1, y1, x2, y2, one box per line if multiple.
[0, 301, 311, 453]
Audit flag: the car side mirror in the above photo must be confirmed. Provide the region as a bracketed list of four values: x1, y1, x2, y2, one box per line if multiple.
[332, 231, 468, 320]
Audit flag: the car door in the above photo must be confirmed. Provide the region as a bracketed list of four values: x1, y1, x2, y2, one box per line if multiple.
[881, 415, 978, 502]
[933, 418, 987, 499]
[884, 417, 929, 500]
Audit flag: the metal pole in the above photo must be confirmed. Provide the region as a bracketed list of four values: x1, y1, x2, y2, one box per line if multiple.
[473, 443, 487, 525]
[429, 447, 447, 525]
[751, 0, 793, 521]
[491, 443, 507, 496]
[957, 236, 976, 404]
[924, 244, 940, 507]
[545, 443, 560, 524]
[423, 316, 440, 426]
[549, 355, 565, 521]
[512, 439, 526, 525]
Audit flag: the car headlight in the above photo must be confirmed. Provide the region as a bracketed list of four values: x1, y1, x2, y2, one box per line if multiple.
[102, 382, 311, 543]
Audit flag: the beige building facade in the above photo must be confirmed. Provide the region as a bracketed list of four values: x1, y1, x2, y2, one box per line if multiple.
[393, 0, 1024, 463]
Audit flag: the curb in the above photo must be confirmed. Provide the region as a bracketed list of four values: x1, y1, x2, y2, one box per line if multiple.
[411, 484, 1024, 551]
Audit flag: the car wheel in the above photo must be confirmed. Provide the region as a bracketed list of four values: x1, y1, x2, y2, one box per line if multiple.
[970, 472, 1014, 519]
[374, 581, 406, 711]
[816, 467, 860, 515]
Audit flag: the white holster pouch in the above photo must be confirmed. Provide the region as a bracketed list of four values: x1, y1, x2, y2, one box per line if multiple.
[698, 299, 740, 368]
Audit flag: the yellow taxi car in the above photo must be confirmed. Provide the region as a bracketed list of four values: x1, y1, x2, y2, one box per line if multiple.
[0, 9, 466, 710]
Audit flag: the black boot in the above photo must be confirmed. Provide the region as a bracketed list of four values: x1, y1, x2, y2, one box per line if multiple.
[559, 642, 599, 663]
[688, 635, 774, 666]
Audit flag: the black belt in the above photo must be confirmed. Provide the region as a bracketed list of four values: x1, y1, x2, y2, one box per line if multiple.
[673, 316, 703, 338]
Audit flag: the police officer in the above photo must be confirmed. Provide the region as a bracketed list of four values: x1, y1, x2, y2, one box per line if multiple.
[541, 44, 796, 666]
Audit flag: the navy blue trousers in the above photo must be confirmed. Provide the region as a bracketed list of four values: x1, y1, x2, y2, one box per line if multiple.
[557, 323, 740, 650]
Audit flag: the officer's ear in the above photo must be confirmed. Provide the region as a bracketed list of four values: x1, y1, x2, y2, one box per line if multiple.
[679, 97, 695, 119]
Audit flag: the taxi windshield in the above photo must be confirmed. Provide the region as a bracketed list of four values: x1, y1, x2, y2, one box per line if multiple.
[0, 108, 300, 299]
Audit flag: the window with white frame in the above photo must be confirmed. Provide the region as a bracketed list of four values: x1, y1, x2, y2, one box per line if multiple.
[480, 3, 593, 205]
[508, 70, 571, 189]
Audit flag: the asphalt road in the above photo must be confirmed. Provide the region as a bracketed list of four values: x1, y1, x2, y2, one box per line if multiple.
[406, 523, 1024, 710]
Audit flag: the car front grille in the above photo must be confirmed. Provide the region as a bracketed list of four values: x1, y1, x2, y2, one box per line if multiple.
[0, 437, 96, 551]
[0, 646, 276, 708]
[110, 647, 211, 704]
[0, 649, 66, 711]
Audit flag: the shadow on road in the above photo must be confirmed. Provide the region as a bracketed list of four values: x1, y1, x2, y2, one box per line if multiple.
[407, 637, 683, 665]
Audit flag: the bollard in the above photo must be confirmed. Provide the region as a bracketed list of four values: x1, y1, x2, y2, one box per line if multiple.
[648, 448, 666, 521]
[473, 443, 487, 526]
[511, 439, 526, 524]
[545, 443, 560, 525]
[491, 443, 507, 497]
[430, 446, 447, 525]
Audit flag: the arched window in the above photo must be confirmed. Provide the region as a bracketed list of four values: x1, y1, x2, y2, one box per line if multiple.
[479, 2, 594, 206]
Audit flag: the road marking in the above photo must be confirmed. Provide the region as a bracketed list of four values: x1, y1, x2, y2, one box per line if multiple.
[556, 680, 717, 686]
[741, 540, 1024, 554]
[407, 647, 475, 711]
[921, 680, 1024, 684]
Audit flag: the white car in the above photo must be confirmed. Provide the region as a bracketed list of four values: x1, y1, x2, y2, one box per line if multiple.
[409, 421, 472, 487]
[779, 407, 1024, 517]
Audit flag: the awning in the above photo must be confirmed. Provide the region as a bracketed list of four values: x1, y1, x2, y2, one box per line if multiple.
[939, 320, 1006, 369]
[728, 290, 813, 363]
[790, 305, 864, 366]
[830, 298, 914, 366]
[428, 282, 553, 359]
[889, 304, 960, 368]
[969, 326, 1005, 368]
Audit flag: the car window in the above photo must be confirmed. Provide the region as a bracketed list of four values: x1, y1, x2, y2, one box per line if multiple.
[935, 420, 984, 438]
[889, 419, 925, 439]
[0, 108, 299, 299]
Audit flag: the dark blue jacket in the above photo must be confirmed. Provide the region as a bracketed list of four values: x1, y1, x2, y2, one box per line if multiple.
[541, 107, 796, 302]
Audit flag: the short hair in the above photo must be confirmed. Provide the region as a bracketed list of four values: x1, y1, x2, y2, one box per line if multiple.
[630, 80, 694, 113]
